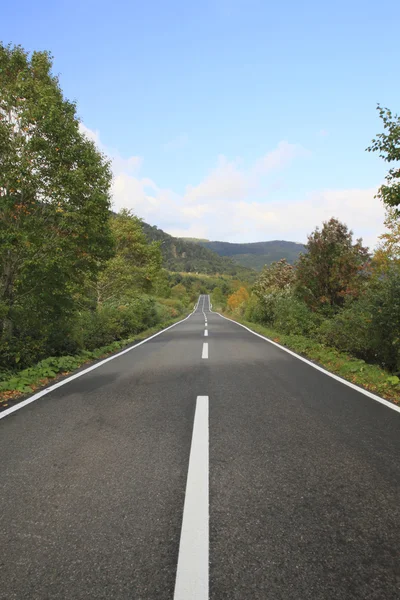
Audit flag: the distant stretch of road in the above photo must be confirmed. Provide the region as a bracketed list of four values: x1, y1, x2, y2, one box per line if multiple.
[1, 295, 399, 599]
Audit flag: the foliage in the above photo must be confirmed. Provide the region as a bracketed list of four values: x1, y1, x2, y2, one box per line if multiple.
[227, 286, 249, 314]
[244, 293, 271, 323]
[375, 207, 400, 267]
[225, 206, 400, 385]
[320, 270, 400, 371]
[72, 296, 158, 351]
[296, 218, 369, 311]
[91, 210, 162, 304]
[367, 105, 400, 210]
[253, 259, 296, 297]
[272, 294, 322, 336]
[247, 259, 297, 325]
[196, 240, 305, 271]
[211, 287, 227, 310]
[0, 43, 113, 360]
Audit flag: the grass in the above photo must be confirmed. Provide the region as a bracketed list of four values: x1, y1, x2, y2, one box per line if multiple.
[223, 313, 400, 405]
[0, 313, 189, 408]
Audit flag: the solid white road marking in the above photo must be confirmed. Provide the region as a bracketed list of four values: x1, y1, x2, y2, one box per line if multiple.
[202, 343, 208, 359]
[0, 312, 195, 421]
[174, 396, 209, 600]
[204, 330, 208, 337]
[214, 311, 400, 415]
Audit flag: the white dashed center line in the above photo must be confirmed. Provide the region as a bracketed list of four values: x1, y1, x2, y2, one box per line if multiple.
[204, 330, 208, 337]
[202, 343, 208, 359]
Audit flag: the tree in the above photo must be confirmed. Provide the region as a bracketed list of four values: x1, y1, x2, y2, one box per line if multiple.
[211, 286, 226, 309]
[367, 105, 400, 210]
[374, 207, 400, 266]
[0, 43, 113, 361]
[92, 210, 162, 304]
[296, 218, 369, 311]
[227, 286, 249, 313]
[253, 259, 295, 298]
[170, 283, 187, 299]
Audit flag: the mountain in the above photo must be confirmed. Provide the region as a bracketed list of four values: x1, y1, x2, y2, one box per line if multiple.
[183, 239, 306, 271]
[141, 222, 256, 281]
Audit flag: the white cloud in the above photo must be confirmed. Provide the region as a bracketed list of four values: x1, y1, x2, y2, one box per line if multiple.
[79, 123, 101, 145]
[163, 133, 189, 151]
[80, 124, 386, 249]
[79, 123, 142, 176]
[184, 155, 250, 203]
[184, 142, 306, 205]
[253, 141, 309, 175]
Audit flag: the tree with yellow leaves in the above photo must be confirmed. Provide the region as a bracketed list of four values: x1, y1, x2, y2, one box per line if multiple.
[227, 286, 249, 314]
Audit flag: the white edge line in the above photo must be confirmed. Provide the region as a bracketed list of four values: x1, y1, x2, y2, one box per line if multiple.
[0, 311, 194, 421]
[213, 311, 400, 414]
[173, 395, 209, 600]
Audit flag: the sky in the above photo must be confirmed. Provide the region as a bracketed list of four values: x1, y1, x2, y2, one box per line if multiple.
[2, 0, 400, 247]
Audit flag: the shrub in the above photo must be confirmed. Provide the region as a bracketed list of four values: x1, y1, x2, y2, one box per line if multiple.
[156, 297, 187, 320]
[273, 295, 322, 336]
[317, 302, 372, 360]
[244, 294, 272, 324]
[72, 295, 159, 351]
[319, 270, 400, 371]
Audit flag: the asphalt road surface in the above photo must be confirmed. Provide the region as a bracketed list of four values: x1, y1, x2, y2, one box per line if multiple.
[1, 295, 400, 599]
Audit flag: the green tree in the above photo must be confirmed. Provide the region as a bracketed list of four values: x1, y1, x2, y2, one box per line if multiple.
[367, 105, 400, 210]
[211, 286, 226, 309]
[170, 283, 187, 299]
[375, 207, 400, 265]
[0, 43, 113, 365]
[93, 210, 162, 304]
[296, 218, 369, 311]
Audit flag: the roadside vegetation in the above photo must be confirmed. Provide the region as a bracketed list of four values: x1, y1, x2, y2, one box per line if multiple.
[0, 41, 250, 405]
[213, 105, 400, 403]
[0, 43, 193, 404]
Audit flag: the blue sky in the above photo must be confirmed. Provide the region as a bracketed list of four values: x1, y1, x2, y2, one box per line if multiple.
[2, 0, 400, 246]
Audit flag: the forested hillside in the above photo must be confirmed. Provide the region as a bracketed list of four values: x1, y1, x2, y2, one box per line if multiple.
[183, 239, 305, 271]
[142, 222, 256, 281]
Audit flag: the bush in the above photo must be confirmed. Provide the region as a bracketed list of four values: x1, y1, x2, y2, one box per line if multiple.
[72, 295, 159, 351]
[156, 297, 187, 320]
[244, 294, 272, 324]
[272, 295, 322, 336]
[318, 302, 372, 360]
[211, 287, 227, 310]
[227, 287, 249, 316]
[318, 270, 400, 372]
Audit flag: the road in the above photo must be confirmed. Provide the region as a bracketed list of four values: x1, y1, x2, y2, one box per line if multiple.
[1, 294, 400, 599]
